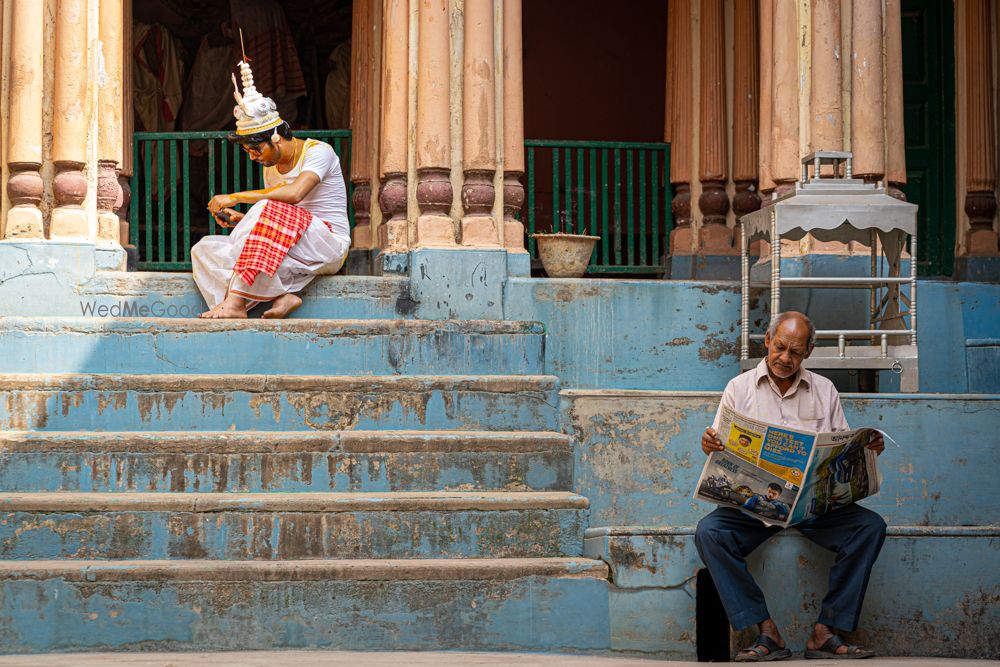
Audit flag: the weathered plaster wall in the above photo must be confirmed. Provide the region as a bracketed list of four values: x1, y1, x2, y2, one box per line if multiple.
[569, 390, 1000, 658]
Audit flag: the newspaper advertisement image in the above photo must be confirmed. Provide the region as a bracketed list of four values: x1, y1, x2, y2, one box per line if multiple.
[694, 406, 885, 528]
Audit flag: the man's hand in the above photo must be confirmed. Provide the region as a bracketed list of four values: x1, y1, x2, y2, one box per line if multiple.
[702, 427, 724, 456]
[208, 194, 238, 213]
[213, 208, 243, 229]
[865, 432, 885, 456]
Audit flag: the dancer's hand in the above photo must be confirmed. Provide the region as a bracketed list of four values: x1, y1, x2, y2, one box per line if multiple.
[213, 208, 243, 228]
[208, 194, 238, 213]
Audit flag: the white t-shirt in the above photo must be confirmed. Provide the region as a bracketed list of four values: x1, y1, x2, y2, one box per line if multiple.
[264, 139, 351, 242]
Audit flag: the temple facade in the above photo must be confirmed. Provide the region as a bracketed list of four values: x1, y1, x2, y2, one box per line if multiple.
[0, 0, 997, 278]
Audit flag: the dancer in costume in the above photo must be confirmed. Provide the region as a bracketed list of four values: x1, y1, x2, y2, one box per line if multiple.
[191, 58, 350, 319]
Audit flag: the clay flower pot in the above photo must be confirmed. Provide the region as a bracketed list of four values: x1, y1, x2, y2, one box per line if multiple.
[532, 232, 600, 278]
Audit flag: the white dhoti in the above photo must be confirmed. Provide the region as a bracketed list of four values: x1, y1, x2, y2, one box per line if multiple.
[191, 199, 350, 309]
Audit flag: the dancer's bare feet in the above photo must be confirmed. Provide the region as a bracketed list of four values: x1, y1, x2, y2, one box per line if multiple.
[262, 293, 302, 319]
[200, 294, 248, 318]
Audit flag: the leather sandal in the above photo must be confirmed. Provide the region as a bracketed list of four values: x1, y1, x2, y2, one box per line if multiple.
[734, 633, 793, 662]
[804, 634, 876, 659]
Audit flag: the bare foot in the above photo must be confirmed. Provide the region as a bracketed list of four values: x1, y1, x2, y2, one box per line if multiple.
[262, 293, 302, 319]
[198, 303, 226, 318]
[200, 294, 248, 319]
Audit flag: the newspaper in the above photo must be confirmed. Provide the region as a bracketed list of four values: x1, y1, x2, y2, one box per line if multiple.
[693, 406, 884, 527]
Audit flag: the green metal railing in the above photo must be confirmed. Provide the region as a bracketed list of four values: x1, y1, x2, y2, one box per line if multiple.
[525, 139, 672, 274]
[129, 133, 669, 274]
[130, 130, 352, 270]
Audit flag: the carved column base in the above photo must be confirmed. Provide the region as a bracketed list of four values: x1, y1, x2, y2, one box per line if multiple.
[669, 182, 694, 255]
[461, 170, 498, 247]
[700, 177, 736, 253]
[378, 173, 408, 252]
[416, 167, 456, 246]
[97, 160, 124, 245]
[50, 161, 89, 239]
[732, 180, 761, 256]
[965, 191, 1000, 255]
[352, 181, 373, 249]
[503, 171, 527, 252]
[5, 163, 45, 239]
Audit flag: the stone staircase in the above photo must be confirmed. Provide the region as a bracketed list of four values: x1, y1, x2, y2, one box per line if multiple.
[0, 313, 610, 653]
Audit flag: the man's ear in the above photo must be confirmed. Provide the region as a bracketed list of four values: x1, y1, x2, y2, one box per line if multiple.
[763, 331, 771, 349]
[804, 343, 814, 360]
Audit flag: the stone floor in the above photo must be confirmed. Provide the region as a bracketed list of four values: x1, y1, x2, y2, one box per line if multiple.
[0, 653, 994, 666]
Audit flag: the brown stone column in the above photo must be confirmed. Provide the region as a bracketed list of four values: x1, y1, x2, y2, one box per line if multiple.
[758, 0, 775, 198]
[810, 0, 843, 153]
[378, 0, 409, 254]
[770, 0, 799, 196]
[415, 0, 457, 245]
[350, 0, 373, 250]
[963, 0, 998, 254]
[885, 0, 907, 199]
[50, 0, 91, 239]
[461, 0, 498, 246]
[502, 0, 526, 253]
[850, 0, 885, 182]
[733, 0, 761, 233]
[4, 0, 46, 239]
[98, 0, 126, 247]
[698, 0, 731, 253]
[667, 0, 693, 254]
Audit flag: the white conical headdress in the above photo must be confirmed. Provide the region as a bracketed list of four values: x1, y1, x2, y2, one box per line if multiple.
[232, 59, 283, 136]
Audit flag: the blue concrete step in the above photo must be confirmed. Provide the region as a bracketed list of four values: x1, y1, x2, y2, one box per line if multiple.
[0, 318, 545, 376]
[0, 558, 611, 653]
[0, 374, 559, 432]
[0, 491, 588, 560]
[0, 431, 573, 493]
[75, 273, 409, 319]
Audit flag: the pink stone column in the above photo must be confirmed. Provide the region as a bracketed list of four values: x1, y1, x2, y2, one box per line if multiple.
[698, 0, 732, 253]
[460, 0, 498, 246]
[885, 0, 907, 200]
[758, 0, 775, 198]
[415, 0, 457, 245]
[733, 0, 761, 235]
[4, 0, 45, 239]
[350, 0, 373, 250]
[98, 0, 126, 247]
[50, 0, 91, 239]
[851, 0, 885, 182]
[502, 0, 527, 253]
[810, 0, 843, 153]
[668, 0, 694, 254]
[963, 0, 998, 254]
[770, 0, 799, 197]
[378, 0, 410, 254]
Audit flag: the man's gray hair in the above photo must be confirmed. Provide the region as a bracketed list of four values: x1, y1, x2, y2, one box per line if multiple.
[767, 311, 817, 347]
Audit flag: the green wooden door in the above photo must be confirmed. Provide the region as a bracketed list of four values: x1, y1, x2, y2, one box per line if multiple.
[900, 0, 956, 276]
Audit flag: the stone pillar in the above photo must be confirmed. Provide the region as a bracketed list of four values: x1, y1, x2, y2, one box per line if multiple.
[502, 0, 527, 253]
[350, 0, 373, 250]
[667, 0, 693, 253]
[460, 0, 498, 246]
[415, 0, 456, 245]
[378, 0, 409, 254]
[732, 0, 761, 234]
[810, 0, 843, 153]
[963, 0, 998, 254]
[4, 0, 46, 239]
[770, 0, 799, 196]
[884, 0, 907, 200]
[697, 0, 731, 253]
[850, 0, 885, 182]
[50, 0, 91, 239]
[758, 0, 775, 198]
[97, 0, 126, 247]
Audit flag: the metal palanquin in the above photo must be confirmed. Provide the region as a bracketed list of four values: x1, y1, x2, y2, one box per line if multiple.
[738, 151, 920, 391]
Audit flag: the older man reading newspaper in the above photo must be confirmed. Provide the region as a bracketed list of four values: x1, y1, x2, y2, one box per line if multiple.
[695, 311, 886, 662]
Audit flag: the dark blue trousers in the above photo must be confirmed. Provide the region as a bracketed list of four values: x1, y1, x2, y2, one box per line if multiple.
[695, 503, 886, 631]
